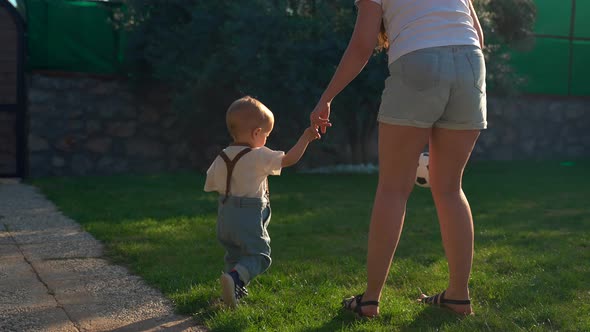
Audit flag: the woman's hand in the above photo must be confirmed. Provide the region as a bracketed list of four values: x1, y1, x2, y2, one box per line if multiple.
[310, 100, 332, 134]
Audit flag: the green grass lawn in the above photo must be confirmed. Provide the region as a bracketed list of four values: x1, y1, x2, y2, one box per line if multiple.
[33, 161, 590, 331]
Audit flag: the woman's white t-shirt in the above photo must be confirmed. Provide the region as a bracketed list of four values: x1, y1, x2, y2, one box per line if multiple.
[356, 0, 480, 64]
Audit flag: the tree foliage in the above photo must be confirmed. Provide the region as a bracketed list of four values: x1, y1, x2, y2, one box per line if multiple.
[117, 0, 536, 165]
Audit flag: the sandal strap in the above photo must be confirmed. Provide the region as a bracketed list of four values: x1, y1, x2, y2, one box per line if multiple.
[342, 294, 379, 316]
[421, 290, 471, 305]
[355, 293, 379, 307]
[440, 298, 471, 305]
[342, 295, 359, 310]
[353, 294, 379, 317]
[439, 290, 471, 305]
[358, 300, 380, 306]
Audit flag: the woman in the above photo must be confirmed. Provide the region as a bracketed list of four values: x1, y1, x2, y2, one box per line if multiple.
[310, 0, 486, 317]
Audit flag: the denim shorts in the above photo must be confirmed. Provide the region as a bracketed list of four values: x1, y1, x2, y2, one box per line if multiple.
[378, 45, 487, 130]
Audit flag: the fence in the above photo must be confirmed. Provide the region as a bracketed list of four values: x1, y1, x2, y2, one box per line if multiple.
[25, 0, 125, 74]
[19, 0, 590, 96]
[511, 0, 590, 96]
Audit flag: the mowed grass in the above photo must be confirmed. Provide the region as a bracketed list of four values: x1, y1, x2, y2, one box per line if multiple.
[32, 161, 590, 331]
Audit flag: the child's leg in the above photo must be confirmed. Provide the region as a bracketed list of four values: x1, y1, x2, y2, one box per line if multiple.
[234, 205, 272, 284]
[216, 207, 241, 272]
[223, 245, 240, 273]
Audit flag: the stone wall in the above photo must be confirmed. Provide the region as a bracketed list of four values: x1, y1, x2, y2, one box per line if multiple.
[28, 74, 196, 177]
[0, 111, 17, 174]
[27, 74, 590, 177]
[474, 96, 590, 160]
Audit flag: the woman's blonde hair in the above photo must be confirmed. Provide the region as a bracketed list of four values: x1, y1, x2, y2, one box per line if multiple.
[377, 21, 389, 52]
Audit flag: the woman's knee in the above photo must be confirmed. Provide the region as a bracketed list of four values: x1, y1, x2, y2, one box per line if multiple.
[376, 180, 414, 201]
[430, 178, 462, 200]
[428, 165, 463, 197]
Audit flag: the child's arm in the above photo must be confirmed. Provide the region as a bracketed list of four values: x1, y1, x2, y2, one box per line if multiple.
[281, 127, 320, 168]
[469, 0, 484, 49]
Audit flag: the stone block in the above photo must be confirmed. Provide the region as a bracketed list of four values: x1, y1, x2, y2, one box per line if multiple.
[566, 105, 585, 119]
[139, 108, 160, 123]
[96, 156, 113, 170]
[491, 147, 513, 160]
[89, 82, 118, 95]
[71, 155, 94, 175]
[126, 138, 164, 158]
[85, 138, 112, 154]
[107, 122, 136, 138]
[99, 105, 115, 119]
[86, 120, 102, 134]
[163, 116, 176, 129]
[120, 106, 138, 119]
[68, 120, 84, 131]
[55, 136, 79, 152]
[28, 89, 52, 104]
[521, 139, 536, 156]
[52, 156, 65, 168]
[97, 157, 129, 174]
[28, 135, 49, 152]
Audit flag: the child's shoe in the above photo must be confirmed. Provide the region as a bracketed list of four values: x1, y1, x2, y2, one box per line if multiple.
[220, 270, 248, 308]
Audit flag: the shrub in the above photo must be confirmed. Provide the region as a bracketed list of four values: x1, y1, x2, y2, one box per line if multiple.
[118, 0, 536, 167]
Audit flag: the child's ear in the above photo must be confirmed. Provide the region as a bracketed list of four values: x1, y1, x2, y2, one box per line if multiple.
[252, 127, 262, 138]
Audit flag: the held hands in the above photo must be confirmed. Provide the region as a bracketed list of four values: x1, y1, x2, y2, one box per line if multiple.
[303, 126, 321, 142]
[310, 100, 332, 135]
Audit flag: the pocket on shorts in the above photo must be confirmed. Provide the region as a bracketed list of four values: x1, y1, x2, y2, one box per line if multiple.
[466, 50, 486, 94]
[400, 51, 440, 91]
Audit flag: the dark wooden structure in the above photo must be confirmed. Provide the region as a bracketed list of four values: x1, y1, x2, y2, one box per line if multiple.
[0, 0, 26, 177]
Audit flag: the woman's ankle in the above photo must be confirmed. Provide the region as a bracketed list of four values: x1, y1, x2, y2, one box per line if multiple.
[444, 286, 470, 300]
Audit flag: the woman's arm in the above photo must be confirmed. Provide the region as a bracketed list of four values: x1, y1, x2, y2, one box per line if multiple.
[310, 0, 383, 133]
[469, 0, 484, 49]
[318, 1, 382, 104]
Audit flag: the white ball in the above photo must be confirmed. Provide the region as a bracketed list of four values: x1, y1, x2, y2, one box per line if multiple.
[415, 152, 430, 188]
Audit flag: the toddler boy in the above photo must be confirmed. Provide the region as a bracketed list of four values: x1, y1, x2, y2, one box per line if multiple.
[204, 96, 320, 307]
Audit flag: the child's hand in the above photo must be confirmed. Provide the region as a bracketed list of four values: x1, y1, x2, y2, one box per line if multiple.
[303, 126, 321, 142]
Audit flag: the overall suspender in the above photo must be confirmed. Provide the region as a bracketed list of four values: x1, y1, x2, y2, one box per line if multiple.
[219, 147, 252, 204]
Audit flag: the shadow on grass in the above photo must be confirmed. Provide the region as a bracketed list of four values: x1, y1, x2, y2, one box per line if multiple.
[405, 305, 469, 330]
[298, 307, 461, 332]
[299, 310, 360, 332]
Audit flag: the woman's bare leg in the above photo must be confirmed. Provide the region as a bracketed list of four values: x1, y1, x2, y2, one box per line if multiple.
[421, 127, 480, 314]
[354, 123, 430, 316]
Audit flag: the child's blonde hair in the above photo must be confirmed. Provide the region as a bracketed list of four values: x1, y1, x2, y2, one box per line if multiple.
[226, 96, 274, 139]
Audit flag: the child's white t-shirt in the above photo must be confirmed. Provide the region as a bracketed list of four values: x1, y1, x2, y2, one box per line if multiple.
[356, 0, 480, 64]
[204, 146, 285, 198]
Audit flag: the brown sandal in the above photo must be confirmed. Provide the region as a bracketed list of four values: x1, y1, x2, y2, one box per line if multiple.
[342, 294, 379, 318]
[418, 290, 473, 315]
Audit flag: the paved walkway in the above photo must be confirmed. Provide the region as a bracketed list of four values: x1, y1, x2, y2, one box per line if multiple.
[0, 181, 207, 332]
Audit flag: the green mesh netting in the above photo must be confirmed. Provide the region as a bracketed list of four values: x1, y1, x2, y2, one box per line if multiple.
[571, 40, 590, 96]
[22, 0, 589, 95]
[511, 0, 590, 96]
[511, 38, 570, 96]
[534, 0, 571, 36]
[26, 0, 125, 74]
[574, 1, 590, 39]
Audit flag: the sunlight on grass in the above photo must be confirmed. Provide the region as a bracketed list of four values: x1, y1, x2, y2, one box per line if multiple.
[32, 161, 590, 331]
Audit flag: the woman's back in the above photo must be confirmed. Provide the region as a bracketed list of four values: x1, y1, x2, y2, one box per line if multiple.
[372, 0, 480, 63]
